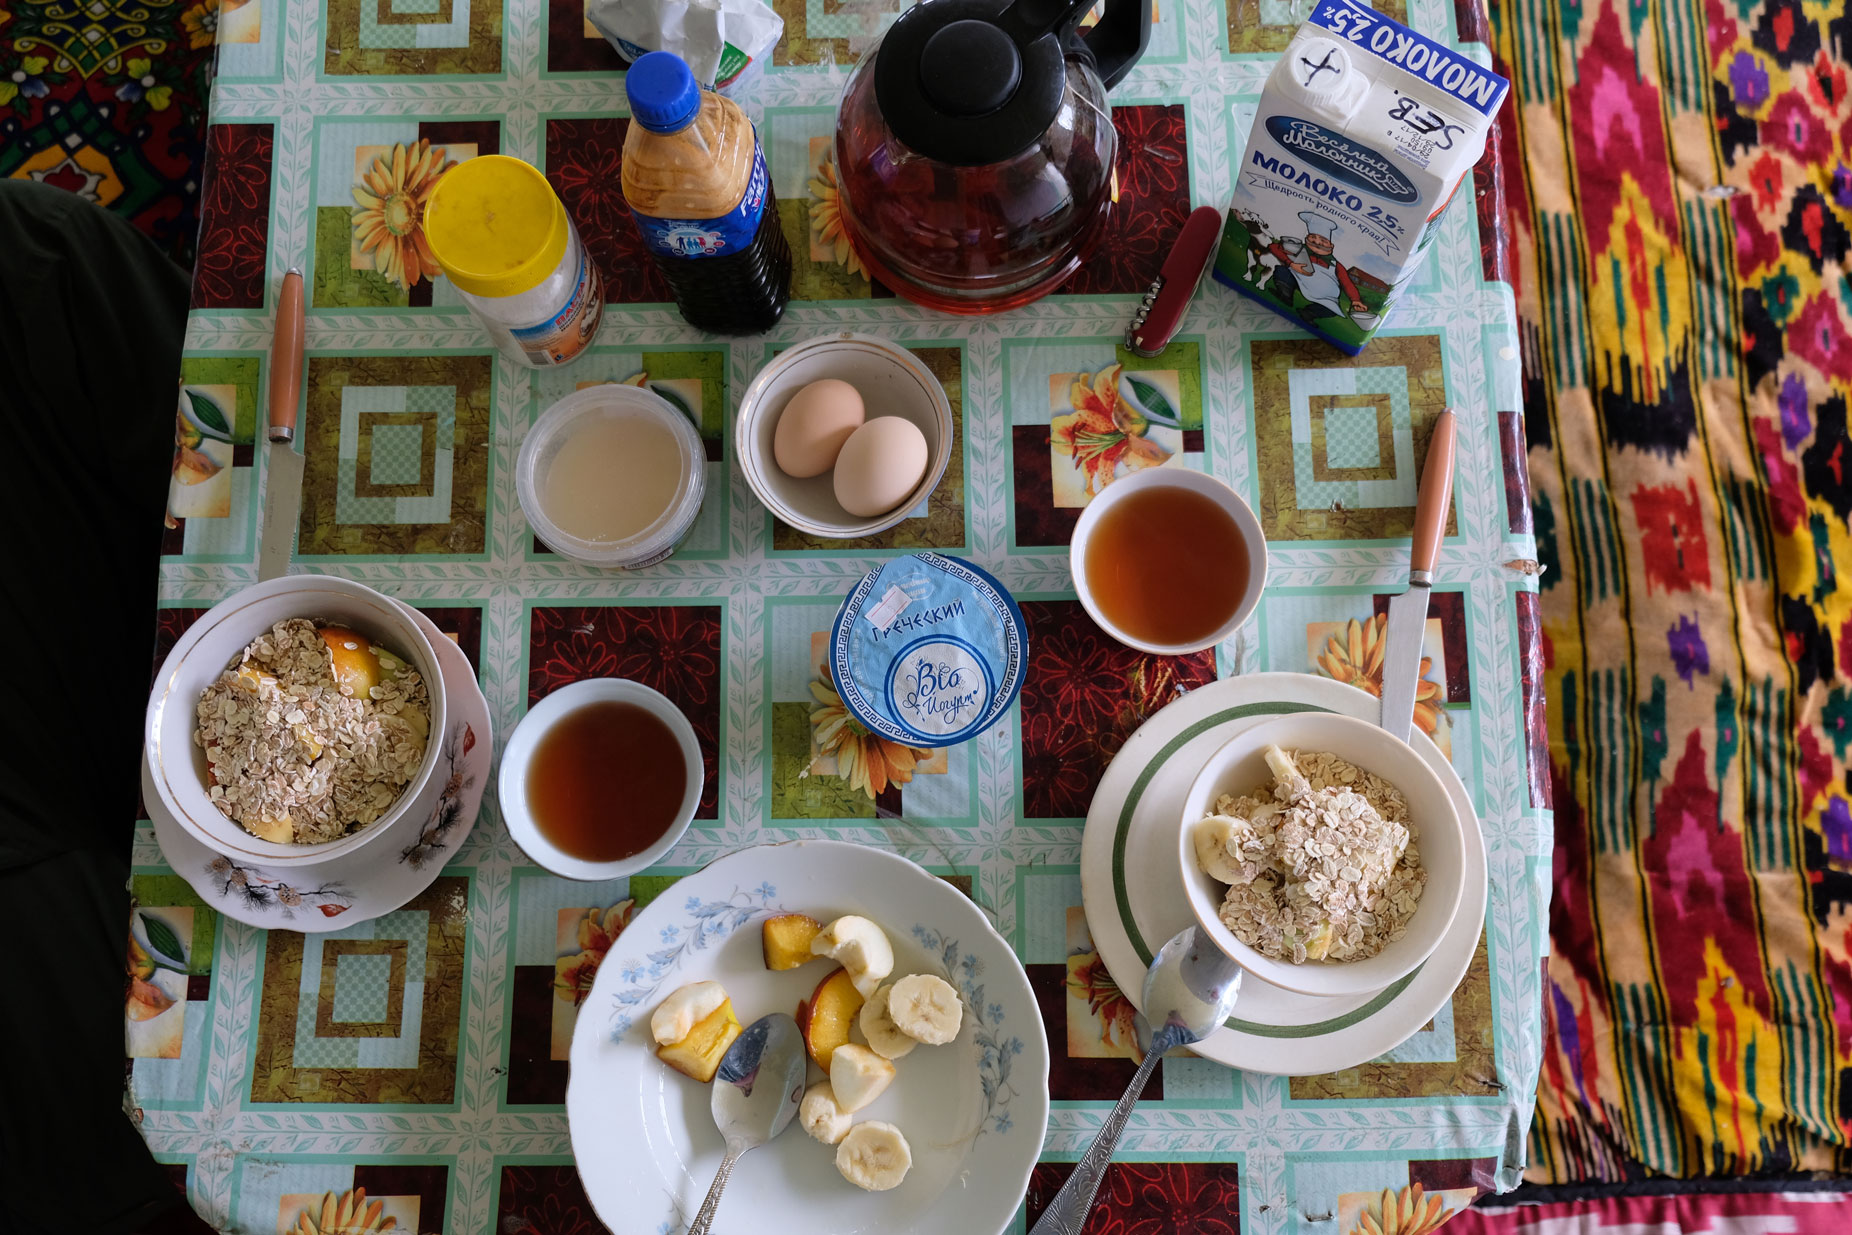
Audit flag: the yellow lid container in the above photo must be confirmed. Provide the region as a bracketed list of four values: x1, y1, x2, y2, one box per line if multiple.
[424, 155, 569, 299]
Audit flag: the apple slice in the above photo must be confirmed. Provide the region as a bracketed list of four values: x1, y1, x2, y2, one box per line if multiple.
[762, 914, 824, 970]
[650, 980, 728, 1046]
[810, 916, 893, 998]
[801, 967, 864, 1070]
[829, 1043, 896, 1113]
[656, 998, 742, 1083]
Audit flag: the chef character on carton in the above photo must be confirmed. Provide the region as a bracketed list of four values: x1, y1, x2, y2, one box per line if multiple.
[1268, 211, 1365, 324]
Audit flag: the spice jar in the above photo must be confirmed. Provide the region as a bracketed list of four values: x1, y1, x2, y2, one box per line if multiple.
[424, 155, 606, 368]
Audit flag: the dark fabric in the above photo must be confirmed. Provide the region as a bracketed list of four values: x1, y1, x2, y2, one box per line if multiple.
[0, 181, 194, 1231]
[0, 180, 186, 870]
[0, 851, 187, 1234]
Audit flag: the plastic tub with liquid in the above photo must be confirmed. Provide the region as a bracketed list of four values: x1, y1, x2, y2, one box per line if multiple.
[516, 385, 706, 568]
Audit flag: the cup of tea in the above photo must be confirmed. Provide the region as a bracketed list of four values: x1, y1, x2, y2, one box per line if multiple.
[497, 678, 704, 880]
[1069, 468, 1267, 656]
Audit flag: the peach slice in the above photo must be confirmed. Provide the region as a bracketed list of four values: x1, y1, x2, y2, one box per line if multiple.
[656, 998, 742, 1083]
[762, 913, 824, 971]
[319, 627, 382, 698]
[799, 967, 863, 1070]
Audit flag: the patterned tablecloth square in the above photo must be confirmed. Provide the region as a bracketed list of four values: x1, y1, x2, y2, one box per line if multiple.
[324, 0, 502, 73]
[249, 879, 466, 1104]
[151, 0, 1540, 1228]
[323, 942, 408, 1031]
[298, 355, 491, 557]
[1017, 599, 1216, 821]
[1252, 335, 1459, 543]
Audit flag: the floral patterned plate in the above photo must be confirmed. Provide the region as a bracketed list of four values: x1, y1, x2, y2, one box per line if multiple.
[1079, 672, 1488, 1074]
[143, 601, 490, 932]
[566, 839, 1050, 1235]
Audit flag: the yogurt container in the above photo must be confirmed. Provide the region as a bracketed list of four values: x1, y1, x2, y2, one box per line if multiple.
[829, 554, 1028, 749]
[516, 384, 706, 569]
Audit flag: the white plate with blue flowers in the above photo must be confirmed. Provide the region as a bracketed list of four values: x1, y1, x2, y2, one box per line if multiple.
[566, 839, 1049, 1235]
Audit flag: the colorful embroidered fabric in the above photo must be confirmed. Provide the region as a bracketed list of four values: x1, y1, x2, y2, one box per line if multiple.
[1489, 0, 1852, 1183]
[0, 0, 216, 265]
[1459, 1190, 1852, 1235]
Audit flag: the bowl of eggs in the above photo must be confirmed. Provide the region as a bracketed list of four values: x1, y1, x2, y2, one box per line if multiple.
[736, 332, 954, 539]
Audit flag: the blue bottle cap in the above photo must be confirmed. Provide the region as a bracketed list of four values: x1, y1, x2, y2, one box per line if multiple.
[829, 554, 1028, 749]
[625, 51, 701, 134]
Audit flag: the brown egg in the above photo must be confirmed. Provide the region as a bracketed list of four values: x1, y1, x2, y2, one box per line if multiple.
[773, 379, 867, 478]
[833, 417, 929, 518]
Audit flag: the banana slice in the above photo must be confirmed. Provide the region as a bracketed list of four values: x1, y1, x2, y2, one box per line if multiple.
[798, 1081, 853, 1145]
[648, 981, 728, 1046]
[835, 1121, 912, 1191]
[857, 984, 918, 1060]
[885, 973, 962, 1045]
[1193, 816, 1246, 884]
[1264, 744, 1308, 798]
[829, 1042, 896, 1113]
[810, 916, 894, 998]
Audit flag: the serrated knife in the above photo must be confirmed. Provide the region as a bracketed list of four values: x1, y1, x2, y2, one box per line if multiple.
[1378, 407, 1457, 743]
[258, 267, 306, 581]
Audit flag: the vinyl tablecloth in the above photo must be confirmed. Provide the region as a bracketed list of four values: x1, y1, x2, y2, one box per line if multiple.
[138, 0, 1548, 1229]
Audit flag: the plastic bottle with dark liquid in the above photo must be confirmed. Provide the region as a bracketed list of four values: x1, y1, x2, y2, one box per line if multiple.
[621, 51, 791, 334]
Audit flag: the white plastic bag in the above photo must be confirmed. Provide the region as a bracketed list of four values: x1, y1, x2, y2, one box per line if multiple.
[586, 0, 784, 98]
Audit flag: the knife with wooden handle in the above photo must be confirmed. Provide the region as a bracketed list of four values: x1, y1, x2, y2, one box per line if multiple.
[258, 268, 306, 581]
[1378, 408, 1457, 743]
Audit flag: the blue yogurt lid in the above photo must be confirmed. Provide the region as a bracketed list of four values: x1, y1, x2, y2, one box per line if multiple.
[829, 553, 1028, 749]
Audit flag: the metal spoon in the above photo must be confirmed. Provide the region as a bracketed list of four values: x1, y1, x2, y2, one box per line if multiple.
[1028, 927, 1244, 1235]
[686, 1012, 808, 1235]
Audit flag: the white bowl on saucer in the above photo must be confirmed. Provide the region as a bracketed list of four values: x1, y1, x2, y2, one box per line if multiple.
[497, 677, 702, 880]
[1177, 712, 1466, 998]
[1069, 466, 1267, 656]
[735, 332, 953, 540]
[144, 575, 450, 870]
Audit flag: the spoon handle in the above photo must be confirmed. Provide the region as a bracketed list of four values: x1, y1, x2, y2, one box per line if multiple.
[687, 1143, 747, 1235]
[1027, 1046, 1165, 1235]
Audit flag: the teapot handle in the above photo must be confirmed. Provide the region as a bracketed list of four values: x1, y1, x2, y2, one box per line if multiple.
[1082, 0, 1151, 90]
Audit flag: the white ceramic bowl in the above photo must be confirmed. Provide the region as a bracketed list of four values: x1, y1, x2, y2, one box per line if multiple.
[516, 383, 707, 569]
[145, 575, 450, 869]
[1069, 466, 1267, 655]
[736, 332, 954, 539]
[497, 678, 703, 880]
[1177, 713, 1468, 998]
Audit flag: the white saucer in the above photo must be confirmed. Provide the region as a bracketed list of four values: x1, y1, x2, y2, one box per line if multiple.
[1078, 672, 1487, 1074]
[144, 600, 492, 933]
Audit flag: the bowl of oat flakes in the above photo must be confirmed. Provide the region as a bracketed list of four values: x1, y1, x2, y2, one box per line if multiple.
[1176, 713, 1468, 998]
[144, 575, 449, 868]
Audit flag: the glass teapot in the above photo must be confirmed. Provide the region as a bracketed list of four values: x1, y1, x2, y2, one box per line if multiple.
[834, 0, 1152, 313]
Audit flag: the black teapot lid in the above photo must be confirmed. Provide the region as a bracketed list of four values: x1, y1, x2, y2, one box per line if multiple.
[873, 0, 1150, 166]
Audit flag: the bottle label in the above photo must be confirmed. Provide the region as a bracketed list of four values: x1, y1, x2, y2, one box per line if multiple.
[629, 139, 769, 261]
[507, 249, 605, 366]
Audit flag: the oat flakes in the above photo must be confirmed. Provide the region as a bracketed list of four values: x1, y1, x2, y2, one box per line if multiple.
[1194, 745, 1426, 963]
[193, 618, 429, 844]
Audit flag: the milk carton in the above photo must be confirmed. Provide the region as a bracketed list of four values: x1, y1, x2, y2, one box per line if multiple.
[1214, 0, 1509, 354]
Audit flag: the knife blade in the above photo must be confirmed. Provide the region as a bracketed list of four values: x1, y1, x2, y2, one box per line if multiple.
[1379, 408, 1457, 743]
[258, 268, 306, 581]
